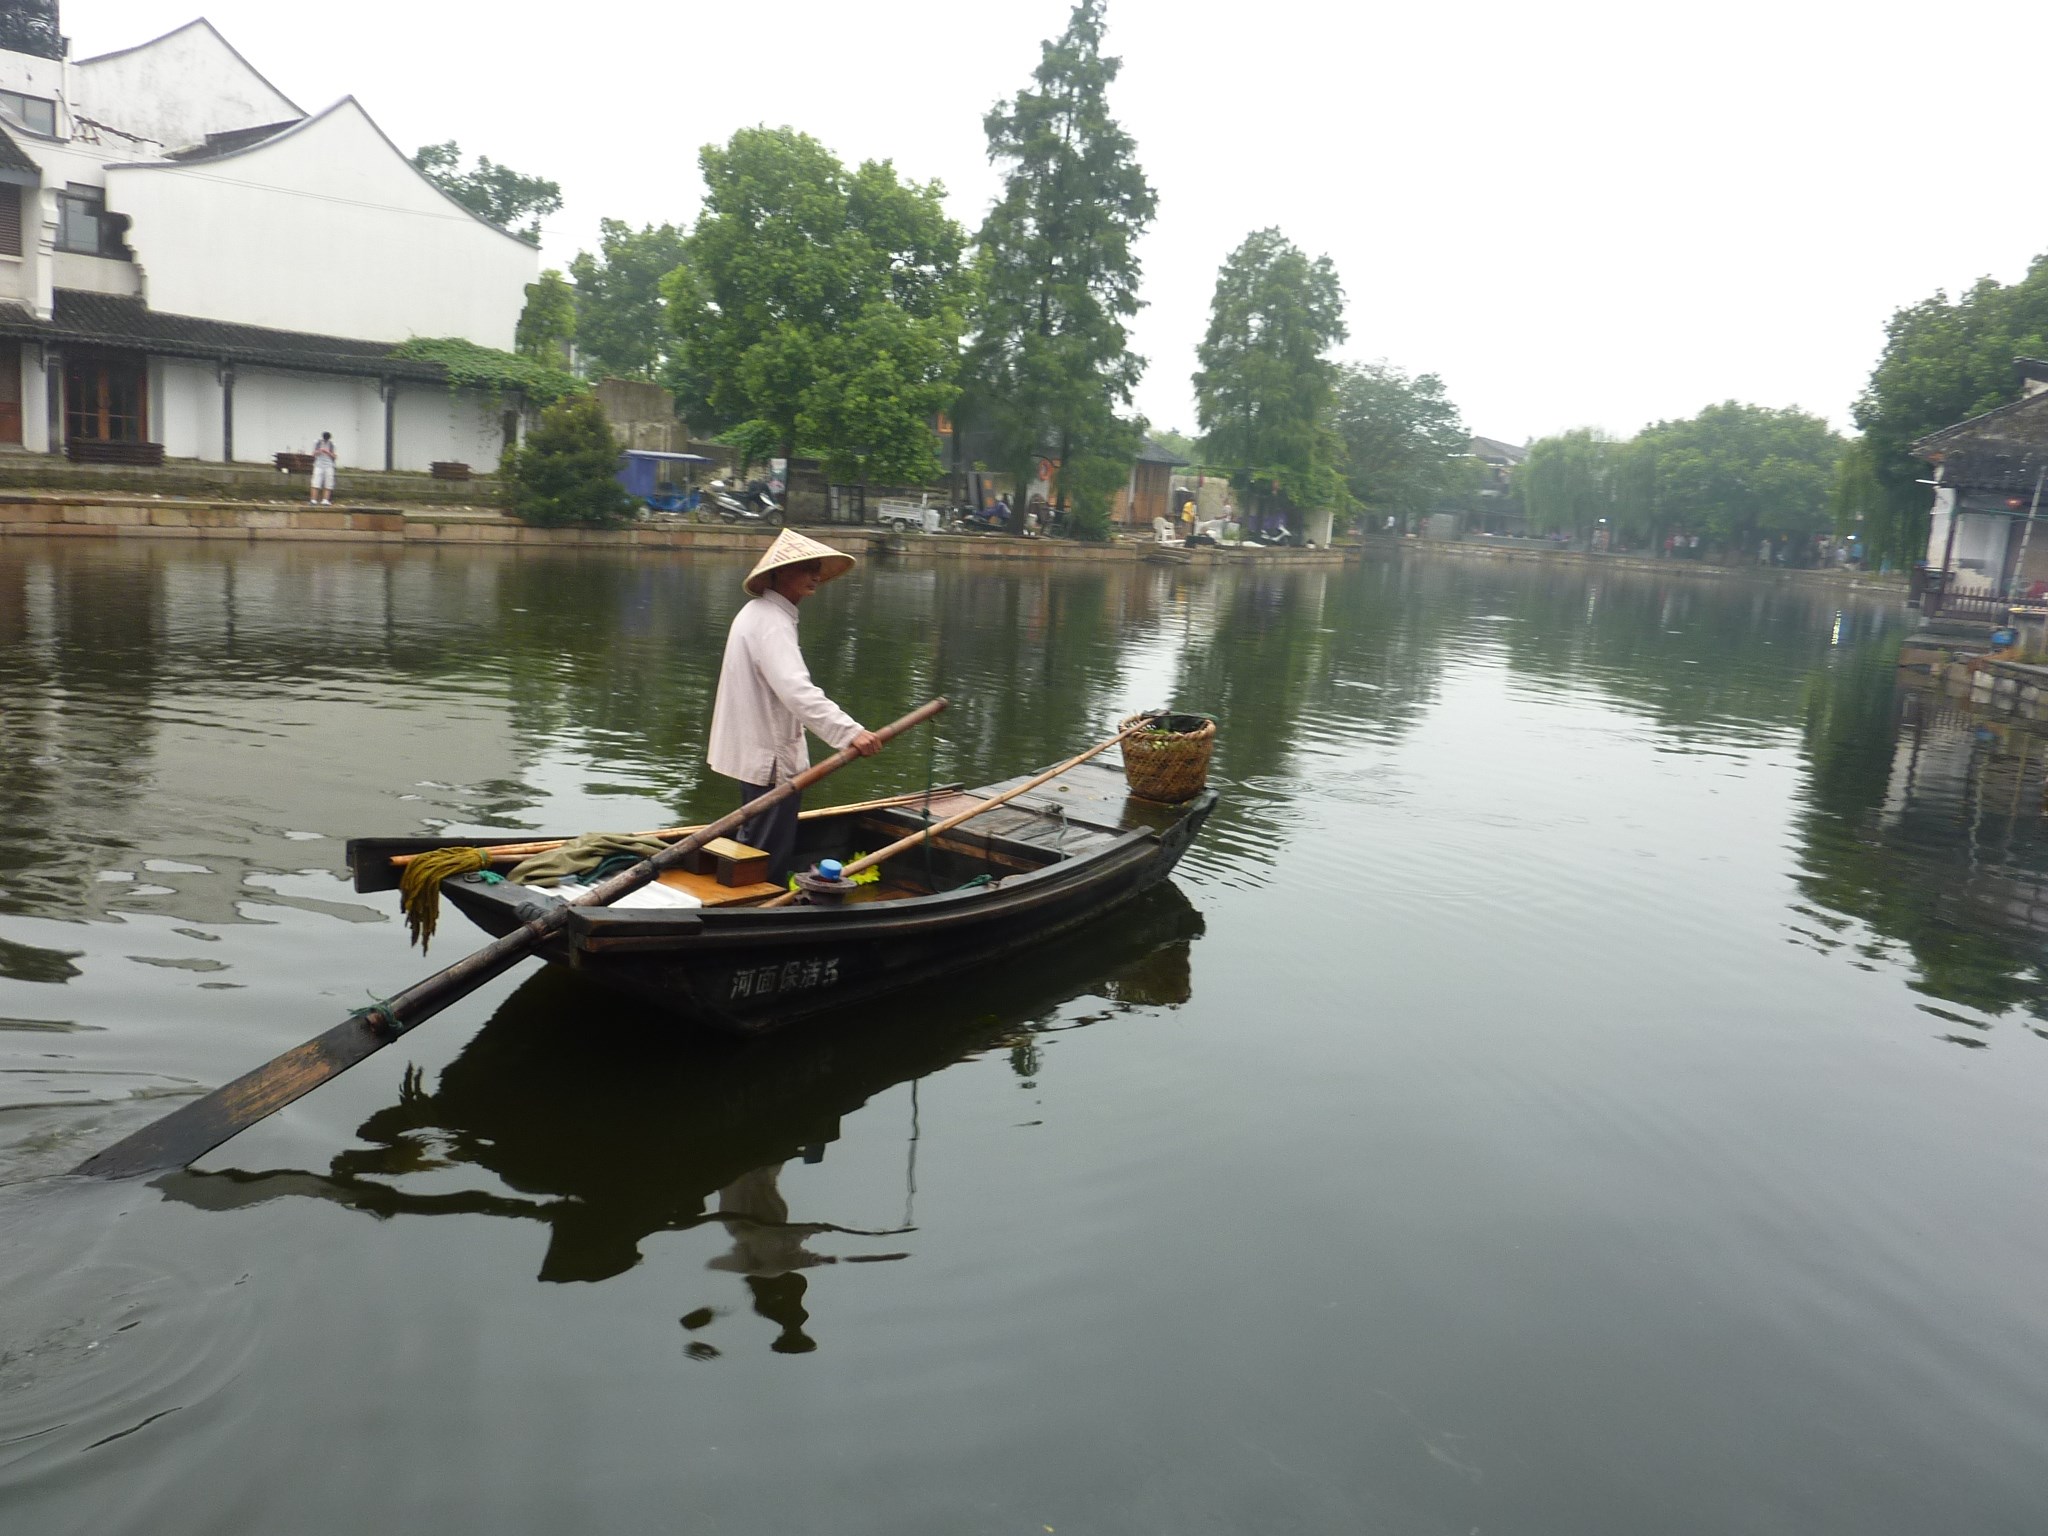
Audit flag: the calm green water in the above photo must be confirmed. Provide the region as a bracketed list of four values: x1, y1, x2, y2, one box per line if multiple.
[3, 540, 2047, 1535]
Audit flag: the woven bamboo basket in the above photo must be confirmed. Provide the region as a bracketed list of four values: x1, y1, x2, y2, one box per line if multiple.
[1118, 712, 1216, 803]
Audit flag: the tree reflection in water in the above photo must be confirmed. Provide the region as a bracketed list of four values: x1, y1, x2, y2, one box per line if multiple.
[159, 884, 1203, 1352]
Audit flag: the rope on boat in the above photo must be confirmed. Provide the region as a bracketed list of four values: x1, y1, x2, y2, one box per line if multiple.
[398, 846, 493, 953]
[347, 992, 402, 1036]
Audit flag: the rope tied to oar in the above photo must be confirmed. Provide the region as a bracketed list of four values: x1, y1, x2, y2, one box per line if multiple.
[397, 847, 492, 952]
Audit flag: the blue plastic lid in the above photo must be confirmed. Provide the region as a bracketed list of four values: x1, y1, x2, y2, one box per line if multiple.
[818, 859, 844, 880]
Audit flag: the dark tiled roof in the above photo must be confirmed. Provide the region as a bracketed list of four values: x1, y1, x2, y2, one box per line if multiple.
[0, 291, 446, 381]
[1468, 434, 1527, 463]
[1938, 447, 2048, 498]
[0, 121, 38, 178]
[1136, 435, 1189, 465]
[1914, 388, 2048, 455]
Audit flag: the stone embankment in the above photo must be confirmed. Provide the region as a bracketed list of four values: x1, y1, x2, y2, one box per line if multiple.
[0, 492, 1345, 567]
[1375, 534, 1906, 597]
[1908, 650, 2048, 723]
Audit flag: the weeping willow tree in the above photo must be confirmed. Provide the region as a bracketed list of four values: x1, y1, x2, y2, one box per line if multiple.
[1518, 428, 1615, 541]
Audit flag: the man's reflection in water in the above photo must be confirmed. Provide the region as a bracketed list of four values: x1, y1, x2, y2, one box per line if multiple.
[706, 1161, 833, 1353]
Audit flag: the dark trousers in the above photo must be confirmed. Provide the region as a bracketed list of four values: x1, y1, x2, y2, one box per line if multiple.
[737, 781, 801, 883]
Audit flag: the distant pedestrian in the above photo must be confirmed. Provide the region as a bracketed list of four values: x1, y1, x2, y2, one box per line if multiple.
[311, 432, 337, 505]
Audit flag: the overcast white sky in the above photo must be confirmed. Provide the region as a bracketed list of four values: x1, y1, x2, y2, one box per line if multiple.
[67, 1, 2048, 445]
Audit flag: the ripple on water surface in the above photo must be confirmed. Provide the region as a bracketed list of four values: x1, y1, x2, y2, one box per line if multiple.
[0, 1180, 259, 1526]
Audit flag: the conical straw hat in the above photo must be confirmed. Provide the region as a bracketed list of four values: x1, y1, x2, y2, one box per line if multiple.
[742, 528, 858, 596]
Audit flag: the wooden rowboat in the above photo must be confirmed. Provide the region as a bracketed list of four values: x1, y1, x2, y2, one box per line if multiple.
[346, 758, 1217, 1035]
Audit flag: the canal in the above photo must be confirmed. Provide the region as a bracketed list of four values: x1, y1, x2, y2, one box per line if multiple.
[3, 539, 2046, 1534]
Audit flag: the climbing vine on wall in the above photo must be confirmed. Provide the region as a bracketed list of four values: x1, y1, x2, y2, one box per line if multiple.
[387, 338, 584, 407]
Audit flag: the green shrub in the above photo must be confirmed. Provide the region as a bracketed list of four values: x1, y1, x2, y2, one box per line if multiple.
[1058, 452, 1125, 542]
[509, 396, 635, 527]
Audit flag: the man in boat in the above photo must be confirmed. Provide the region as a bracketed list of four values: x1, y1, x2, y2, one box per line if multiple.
[708, 529, 881, 881]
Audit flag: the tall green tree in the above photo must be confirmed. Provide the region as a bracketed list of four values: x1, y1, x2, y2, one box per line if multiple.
[1853, 256, 2048, 565]
[569, 220, 688, 381]
[1194, 228, 1348, 520]
[1332, 361, 1468, 524]
[412, 141, 562, 246]
[0, 1, 60, 59]
[1635, 402, 1842, 548]
[1526, 404, 1845, 549]
[664, 127, 969, 483]
[963, 0, 1157, 515]
[514, 270, 576, 364]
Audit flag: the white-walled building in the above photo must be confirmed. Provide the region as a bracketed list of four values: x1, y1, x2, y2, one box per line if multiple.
[0, 14, 538, 473]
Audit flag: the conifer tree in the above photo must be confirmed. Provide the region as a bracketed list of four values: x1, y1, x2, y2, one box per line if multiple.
[509, 395, 634, 527]
[964, 0, 1157, 527]
[1194, 229, 1348, 523]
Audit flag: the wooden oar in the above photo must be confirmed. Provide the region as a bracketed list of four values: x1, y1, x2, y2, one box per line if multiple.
[387, 789, 954, 869]
[72, 698, 950, 1180]
[759, 718, 1152, 909]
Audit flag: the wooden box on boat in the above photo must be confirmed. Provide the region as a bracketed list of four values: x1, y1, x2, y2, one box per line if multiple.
[675, 835, 773, 886]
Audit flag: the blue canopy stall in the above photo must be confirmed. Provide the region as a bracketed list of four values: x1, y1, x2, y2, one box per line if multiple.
[616, 450, 714, 513]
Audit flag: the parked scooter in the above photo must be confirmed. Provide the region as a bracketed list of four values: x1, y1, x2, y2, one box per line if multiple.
[950, 503, 1009, 533]
[708, 479, 784, 526]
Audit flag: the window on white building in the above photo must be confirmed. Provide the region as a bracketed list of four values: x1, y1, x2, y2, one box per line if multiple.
[0, 187, 20, 257]
[56, 185, 125, 259]
[0, 91, 55, 136]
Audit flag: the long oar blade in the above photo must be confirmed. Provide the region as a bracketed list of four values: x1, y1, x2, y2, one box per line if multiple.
[74, 1012, 395, 1181]
[72, 697, 949, 1179]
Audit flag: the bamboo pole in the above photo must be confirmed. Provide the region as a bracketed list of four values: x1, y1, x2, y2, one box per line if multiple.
[758, 719, 1150, 909]
[387, 789, 950, 869]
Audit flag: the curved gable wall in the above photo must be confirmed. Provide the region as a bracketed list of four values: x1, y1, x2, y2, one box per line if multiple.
[75, 21, 301, 150]
[107, 100, 537, 350]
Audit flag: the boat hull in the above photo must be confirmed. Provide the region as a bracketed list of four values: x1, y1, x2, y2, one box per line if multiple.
[350, 762, 1216, 1036]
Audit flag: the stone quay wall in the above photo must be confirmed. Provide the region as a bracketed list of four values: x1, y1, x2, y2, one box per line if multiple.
[0, 494, 1347, 569]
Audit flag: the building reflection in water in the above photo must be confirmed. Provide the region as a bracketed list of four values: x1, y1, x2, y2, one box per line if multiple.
[160, 884, 1204, 1353]
[1796, 672, 2048, 1036]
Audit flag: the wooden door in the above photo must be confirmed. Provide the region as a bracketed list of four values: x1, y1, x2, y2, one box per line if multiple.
[0, 340, 21, 445]
[65, 353, 147, 442]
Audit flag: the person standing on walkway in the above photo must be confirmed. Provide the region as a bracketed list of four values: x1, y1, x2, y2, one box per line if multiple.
[707, 529, 881, 881]
[310, 432, 338, 506]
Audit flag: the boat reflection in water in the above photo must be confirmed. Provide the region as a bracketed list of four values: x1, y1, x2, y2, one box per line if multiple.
[160, 884, 1203, 1347]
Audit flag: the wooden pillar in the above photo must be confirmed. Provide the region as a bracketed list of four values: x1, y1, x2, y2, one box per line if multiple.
[219, 362, 235, 462]
[382, 377, 395, 472]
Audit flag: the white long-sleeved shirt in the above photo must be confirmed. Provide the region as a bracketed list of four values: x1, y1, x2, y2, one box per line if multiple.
[706, 590, 864, 785]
